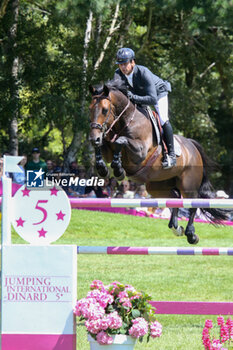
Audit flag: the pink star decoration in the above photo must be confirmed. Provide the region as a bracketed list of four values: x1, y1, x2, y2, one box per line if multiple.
[16, 217, 25, 227]
[50, 186, 59, 196]
[22, 188, 30, 197]
[38, 228, 47, 237]
[56, 210, 66, 221]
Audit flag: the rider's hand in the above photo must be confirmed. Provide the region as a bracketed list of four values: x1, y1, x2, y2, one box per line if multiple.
[127, 90, 135, 102]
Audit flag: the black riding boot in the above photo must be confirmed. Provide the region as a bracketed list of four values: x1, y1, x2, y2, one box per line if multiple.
[162, 121, 176, 169]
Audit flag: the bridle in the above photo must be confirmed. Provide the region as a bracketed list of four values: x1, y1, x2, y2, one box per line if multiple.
[90, 93, 113, 133]
[90, 92, 136, 142]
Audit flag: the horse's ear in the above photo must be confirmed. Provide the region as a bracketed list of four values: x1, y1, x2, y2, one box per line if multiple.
[103, 85, 109, 96]
[89, 85, 95, 95]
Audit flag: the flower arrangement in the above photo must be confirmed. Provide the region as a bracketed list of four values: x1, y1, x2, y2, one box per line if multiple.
[74, 280, 162, 346]
[202, 316, 233, 349]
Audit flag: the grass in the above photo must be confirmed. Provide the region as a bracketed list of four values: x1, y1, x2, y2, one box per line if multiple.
[11, 209, 233, 349]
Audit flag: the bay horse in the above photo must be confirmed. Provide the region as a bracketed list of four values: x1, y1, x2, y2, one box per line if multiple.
[89, 79, 228, 245]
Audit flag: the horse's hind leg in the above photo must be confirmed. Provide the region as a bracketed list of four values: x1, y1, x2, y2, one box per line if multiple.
[185, 208, 199, 244]
[147, 182, 184, 237]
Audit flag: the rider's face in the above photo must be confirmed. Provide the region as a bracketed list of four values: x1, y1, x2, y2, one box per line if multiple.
[118, 60, 135, 75]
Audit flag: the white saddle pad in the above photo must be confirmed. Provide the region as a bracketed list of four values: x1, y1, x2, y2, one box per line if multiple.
[174, 136, 181, 157]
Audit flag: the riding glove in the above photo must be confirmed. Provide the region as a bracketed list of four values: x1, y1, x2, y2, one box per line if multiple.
[127, 90, 135, 102]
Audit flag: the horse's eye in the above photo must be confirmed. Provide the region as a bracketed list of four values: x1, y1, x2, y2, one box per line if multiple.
[102, 108, 108, 115]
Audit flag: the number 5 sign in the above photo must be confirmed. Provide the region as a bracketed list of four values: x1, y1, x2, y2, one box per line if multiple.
[12, 185, 71, 244]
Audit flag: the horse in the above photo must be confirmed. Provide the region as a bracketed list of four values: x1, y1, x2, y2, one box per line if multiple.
[88, 79, 228, 245]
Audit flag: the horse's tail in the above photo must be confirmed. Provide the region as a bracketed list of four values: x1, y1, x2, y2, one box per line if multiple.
[190, 139, 229, 223]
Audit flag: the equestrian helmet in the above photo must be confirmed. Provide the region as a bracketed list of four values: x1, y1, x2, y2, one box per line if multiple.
[116, 48, 135, 64]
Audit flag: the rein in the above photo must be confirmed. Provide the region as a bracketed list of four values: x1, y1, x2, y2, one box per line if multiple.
[90, 92, 136, 143]
[108, 104, 136, 143]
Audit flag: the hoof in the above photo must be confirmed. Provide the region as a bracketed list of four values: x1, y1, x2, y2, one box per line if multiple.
[114, 168, 126, 181]
[97, 169, 109, 179]
[111, 159, 121, 169]
[186, 234, 199, 245]
[172, 226, 184, 237]
[96, 164, 109, 179]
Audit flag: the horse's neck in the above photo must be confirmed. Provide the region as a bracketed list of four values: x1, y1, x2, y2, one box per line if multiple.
[111, 91, 134, 123]
[110, 91, 156, 146]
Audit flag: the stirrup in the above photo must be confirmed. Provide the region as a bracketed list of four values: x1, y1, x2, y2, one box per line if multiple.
[162, 154, 176, 169]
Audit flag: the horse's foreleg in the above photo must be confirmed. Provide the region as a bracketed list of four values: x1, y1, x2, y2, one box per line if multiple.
[95, 147, 109, 178]
[185, 208, 199, 244]
[111, 137, 128, 180]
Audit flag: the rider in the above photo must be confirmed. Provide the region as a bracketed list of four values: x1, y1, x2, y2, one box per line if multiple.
[113, 47, 176, 169]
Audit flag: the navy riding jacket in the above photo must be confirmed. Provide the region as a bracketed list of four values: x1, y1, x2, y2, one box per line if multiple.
[114, 64, 171, 105]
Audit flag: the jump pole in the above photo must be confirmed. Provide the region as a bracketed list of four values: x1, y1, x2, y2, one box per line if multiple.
[70, 197, 233, 209]
[1, 197, 233, 209]
[77, 246, 233, 255]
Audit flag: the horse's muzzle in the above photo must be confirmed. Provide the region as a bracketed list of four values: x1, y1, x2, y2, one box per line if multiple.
[93, 137, 102, 147]
[89, 130, 103, 147]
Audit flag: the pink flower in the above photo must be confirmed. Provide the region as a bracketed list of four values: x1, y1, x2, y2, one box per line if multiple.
[74, 298, 97, 317]
[205, 319, 213, 329]
[100, 317, 110, 330]
[107, 281, 123, 295]
[220, 324, 229, 343]
[226, 317, 233, 339]
[202, 327, 211, 350]
[118, 291, 128, 301]
[122, 300, 132, 309]
[96, 331, 113, 345]
[202, 327, 210, 339]
[150, 321, 162, 338]
[74, 298, 105, 320]
[87, 289, 114, 308]
[118, 291, 132, 310]
[125, 285, 136, 293]
[90, 280, 104, 290]
[106, 311, 122, 330]
[85, 319, 102, 334]
[217, 316, 225, 326]
[203, 338, 212, 350]
[129, 317, 149, 338]
[86, 303, 105, 321]
[212, 339, 223, 349]
[226, 317, 233, 328]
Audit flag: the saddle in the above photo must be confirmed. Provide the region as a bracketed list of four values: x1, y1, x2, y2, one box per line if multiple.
[136, 106, 181, 158]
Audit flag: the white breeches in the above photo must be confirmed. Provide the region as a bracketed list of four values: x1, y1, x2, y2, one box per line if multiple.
[155, 95, 169, 126]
